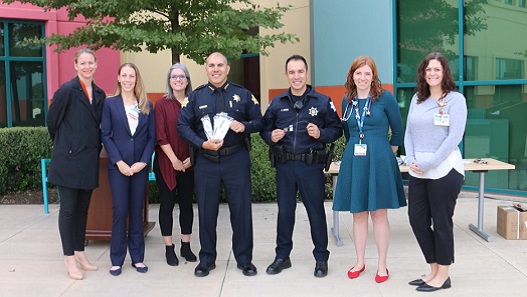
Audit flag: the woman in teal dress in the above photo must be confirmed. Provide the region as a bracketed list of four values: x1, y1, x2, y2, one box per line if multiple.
[333, 56, 406, 283]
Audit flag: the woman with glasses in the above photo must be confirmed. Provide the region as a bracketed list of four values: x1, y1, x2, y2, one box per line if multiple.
[405, 52, 467, 292]
[333, 56, 406, 283]
[153, 63, 197, 266]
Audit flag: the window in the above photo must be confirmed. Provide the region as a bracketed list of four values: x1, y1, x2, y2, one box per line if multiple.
[396, 0, 527, 192]
[0, 20, 46, 127]
[496, 58, 523, 80]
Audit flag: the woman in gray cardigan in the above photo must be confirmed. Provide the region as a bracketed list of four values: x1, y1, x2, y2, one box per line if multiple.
[404, 52, 467, 292]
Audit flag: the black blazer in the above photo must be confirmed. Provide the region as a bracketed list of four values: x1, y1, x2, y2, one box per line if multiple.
[47, 76, 105, 190]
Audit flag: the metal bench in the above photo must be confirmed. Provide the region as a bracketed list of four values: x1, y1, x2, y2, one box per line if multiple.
[41, 153, 156, 214]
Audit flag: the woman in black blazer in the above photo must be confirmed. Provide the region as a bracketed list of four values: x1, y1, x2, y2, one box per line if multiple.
[47, 48, 105, 280]
[101, 63, 155, 276]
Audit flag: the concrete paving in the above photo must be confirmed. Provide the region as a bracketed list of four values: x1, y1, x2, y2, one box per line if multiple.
[1, 192, 527, 297]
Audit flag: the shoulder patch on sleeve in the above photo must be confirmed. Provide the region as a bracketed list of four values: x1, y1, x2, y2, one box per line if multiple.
[251, 95, 259, 105]
[330, 101, 336, 112]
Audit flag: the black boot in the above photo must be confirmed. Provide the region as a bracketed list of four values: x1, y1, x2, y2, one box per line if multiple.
[180, 240, 197, 262]
[165, 244, 179, 266]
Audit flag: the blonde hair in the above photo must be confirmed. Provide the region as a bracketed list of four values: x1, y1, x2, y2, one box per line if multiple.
[114, 63, 150, 114]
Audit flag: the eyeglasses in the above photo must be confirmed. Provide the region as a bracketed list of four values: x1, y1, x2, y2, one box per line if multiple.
[474, 158, 487, 165]
[170, 74, 187, 80]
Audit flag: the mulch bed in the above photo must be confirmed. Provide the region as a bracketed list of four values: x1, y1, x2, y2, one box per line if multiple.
[0, 188, 59, 205]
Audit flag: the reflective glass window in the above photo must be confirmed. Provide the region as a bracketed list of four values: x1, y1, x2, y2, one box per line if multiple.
[9, 61, 45, 127]
[0, 61, 5, 127]
[8, 23, 43, 57]
[396, 0, 459, 83]
[0, 22, 4, 56]
[464, 85, 527, 191]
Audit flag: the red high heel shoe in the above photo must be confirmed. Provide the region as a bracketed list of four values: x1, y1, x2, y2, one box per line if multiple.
[375, 268, 389, 283]
[347, 265, 365, 279]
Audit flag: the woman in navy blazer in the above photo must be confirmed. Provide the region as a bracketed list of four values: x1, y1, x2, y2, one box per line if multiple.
[101, 63, 156, 276]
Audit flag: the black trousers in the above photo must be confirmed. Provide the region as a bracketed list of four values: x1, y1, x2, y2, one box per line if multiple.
[57, 186, 92, 256]
[408, 169, 464, 265]
[153, 157, 195, 237]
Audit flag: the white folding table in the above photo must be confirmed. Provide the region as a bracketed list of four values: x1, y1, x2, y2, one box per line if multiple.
[326, 158, 515, 245]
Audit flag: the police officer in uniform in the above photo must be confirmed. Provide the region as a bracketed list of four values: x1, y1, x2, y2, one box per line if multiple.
[260, 54, 342, 277]
[178, 52, 264, 277]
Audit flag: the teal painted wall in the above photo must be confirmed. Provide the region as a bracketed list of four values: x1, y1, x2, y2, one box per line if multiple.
[311, 0, 393, 87]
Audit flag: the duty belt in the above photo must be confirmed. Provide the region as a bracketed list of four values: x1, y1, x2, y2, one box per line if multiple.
[284, 152, 309, 161]
[202, 142, 244, 157]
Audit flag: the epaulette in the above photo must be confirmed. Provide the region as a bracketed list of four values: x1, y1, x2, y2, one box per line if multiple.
[228, 82, 244, 89]
[194, 84, 208, 91]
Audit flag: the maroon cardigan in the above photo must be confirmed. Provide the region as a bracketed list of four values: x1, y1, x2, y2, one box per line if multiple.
[154, 96, 192, 190]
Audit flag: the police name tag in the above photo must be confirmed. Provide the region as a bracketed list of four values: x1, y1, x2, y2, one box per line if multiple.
[434, 113, 450, 126]
[354, 144, 367, 156]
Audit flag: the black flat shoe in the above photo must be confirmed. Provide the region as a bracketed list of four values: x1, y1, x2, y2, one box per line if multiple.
[131, 263, 148, 273]
[416, 277, 451, 292]
[109, 266, 122, 276]
[409, 279, 426, 286]
[194, 262, 216, 277]
[266, 258, 292, 275]
[237, 263, 257, 276]
[314, 260, 328, 278]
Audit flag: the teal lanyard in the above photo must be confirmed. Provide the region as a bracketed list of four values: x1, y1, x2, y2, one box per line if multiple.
[354, 97, 370, 143]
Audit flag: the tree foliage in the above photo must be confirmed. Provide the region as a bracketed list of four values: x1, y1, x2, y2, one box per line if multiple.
[4, 0, 298, 64]
[398, 0, 488, 58]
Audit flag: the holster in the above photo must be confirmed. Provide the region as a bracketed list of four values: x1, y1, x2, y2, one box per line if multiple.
[244, 134, 252, 151]
[324, 143, 335, 171]
[272, 145, 286, 164]
[189, 145, 196, 166]
[269, 146, 276, 168]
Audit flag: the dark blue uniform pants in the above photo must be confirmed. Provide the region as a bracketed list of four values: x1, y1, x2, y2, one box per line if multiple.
[108, 168, 148, 266]
[275, 160, 329, 261]
[194, 149, 253, 266]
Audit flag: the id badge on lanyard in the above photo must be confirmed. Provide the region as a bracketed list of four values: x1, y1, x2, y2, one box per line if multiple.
[354, 143, 367, 156]
[353, 98, 369, 156]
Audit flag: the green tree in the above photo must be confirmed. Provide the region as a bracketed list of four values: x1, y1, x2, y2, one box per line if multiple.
[3, 0, 298, 64]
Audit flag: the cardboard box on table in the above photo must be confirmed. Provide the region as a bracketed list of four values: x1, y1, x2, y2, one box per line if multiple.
[496, 205, 527, 240]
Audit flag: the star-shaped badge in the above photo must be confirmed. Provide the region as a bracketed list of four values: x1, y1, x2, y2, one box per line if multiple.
[233, 94, 241, 102]
[182, 97, 189, 107]
[308, 107, 318, 117]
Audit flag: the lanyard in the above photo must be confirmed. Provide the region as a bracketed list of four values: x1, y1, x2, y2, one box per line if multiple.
[354, 97, 370, 143]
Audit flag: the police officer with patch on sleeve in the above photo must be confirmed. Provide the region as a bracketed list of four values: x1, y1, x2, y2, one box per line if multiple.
[178, 52, 264, 277]
[260, 54, 342, 278]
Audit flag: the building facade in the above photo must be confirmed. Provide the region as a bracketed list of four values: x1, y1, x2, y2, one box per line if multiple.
[1, 0, 526, 195]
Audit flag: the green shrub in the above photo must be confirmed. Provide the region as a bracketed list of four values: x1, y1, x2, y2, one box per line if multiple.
[0, 127, 346, 203]
[250, 136, 277, 202]
[0, 127, 52, 194]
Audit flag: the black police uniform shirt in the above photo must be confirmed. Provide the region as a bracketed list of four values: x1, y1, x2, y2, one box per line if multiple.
[178, 81, 264, 149]
[261, 85, 342, 154]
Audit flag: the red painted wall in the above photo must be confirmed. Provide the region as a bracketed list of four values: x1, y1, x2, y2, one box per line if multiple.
[0, 2, 120, 102]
